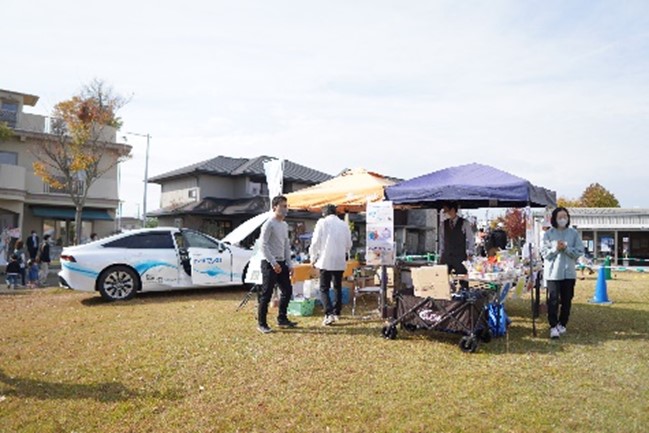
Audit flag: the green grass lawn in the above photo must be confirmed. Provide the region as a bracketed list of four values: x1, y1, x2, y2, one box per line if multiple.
[1, 274, 648, 433]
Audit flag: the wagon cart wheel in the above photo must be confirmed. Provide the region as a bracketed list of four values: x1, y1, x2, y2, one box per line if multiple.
[98, 265, 140, 301]
[459, 336, 478, 353]
[382, 325, 398, 340]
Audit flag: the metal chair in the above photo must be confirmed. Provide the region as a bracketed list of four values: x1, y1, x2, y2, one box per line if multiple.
[351, 267, 382, 317]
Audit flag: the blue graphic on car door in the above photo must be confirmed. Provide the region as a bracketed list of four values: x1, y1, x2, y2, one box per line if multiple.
[189, 248, 231, 285]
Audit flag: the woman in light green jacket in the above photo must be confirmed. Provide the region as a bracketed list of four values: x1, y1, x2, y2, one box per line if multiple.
[541, 207, 584, 339]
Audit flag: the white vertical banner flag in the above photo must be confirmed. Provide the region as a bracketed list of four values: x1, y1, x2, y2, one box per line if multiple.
[240, 159, 285, 285]
[264, 159, 284, 208]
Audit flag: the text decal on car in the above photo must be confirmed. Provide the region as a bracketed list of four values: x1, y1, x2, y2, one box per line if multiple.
[193, 257, 223, 265]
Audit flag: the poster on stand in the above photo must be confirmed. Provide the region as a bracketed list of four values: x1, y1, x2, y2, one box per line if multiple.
[366, 201, 395, 266]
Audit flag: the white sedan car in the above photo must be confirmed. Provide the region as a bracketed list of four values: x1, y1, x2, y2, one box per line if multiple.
[58, 227, 255, 301]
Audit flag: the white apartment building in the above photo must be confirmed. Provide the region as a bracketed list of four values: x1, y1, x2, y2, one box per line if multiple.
[0, 88, 130, 254]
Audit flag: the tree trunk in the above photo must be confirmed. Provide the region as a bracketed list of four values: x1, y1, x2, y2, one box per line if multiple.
[75, 205, 83, 246]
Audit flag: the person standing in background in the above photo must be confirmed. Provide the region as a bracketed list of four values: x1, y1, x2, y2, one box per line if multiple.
[541, 207, 584, 339]
[439, 201, 475, 290]
[26, 230, 39, 260]
[38, 234, 52, 286]
[309, 204, 353, 326]
[13, 240, 26, 286]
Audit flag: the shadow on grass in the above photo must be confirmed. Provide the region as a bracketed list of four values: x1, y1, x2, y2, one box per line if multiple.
[276, 323, 384, 338]
[494, 297, 649, 353]
[0, 370, 184, 402]
[80, 285, 250, 307]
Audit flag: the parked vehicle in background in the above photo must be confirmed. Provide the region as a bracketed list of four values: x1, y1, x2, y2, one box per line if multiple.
[58, 227, 254, 301]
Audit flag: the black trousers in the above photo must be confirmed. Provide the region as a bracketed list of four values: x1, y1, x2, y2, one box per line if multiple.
[547, 279, 576, 328]
[319, 269, 343, 316]
[257, 260, 293, 326]
[442, 257, 469, 290]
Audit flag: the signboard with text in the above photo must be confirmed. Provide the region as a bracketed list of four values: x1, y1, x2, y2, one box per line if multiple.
[366, 201, 395, 266]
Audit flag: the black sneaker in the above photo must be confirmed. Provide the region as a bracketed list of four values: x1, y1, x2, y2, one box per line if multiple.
[277, 319, 298, 328]
[257, 324, 273, 334]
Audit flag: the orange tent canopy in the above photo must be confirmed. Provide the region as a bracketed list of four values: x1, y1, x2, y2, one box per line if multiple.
[285, 168, 396, 213]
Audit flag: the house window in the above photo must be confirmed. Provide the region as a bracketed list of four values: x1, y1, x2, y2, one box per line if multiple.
[188, 189, 198, 199]
[200, 219, 232, 240]
[0, 102, 18, 128]
[0, 151, 18, 165]
[248, 182, 268, 196]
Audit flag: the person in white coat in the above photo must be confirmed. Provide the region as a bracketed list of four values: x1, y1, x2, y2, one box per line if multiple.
[309, 204, 353, 326]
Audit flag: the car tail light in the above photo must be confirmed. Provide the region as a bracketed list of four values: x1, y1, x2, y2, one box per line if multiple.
[60, 255, 76, 263]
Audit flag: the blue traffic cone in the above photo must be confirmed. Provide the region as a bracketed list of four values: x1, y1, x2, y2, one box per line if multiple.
[590, 267, 612, 305]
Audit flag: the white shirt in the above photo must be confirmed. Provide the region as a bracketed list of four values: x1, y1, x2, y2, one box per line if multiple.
[309, 215, 353, 271]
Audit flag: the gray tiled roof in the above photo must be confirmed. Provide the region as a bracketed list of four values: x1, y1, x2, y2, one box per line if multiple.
[149, 155, 332, 184]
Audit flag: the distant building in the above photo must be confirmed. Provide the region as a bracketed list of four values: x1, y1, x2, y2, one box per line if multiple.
[568, 208, 649, 265]
[118, 216, 143, 231]
[147, 155, 332, 247]
[0, 88, 129, 250]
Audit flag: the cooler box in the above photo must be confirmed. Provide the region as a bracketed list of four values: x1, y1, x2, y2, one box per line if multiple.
[288, 299, 316, 316]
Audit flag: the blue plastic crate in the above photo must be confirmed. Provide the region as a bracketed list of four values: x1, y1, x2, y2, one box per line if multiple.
[313, 287, 350, 306]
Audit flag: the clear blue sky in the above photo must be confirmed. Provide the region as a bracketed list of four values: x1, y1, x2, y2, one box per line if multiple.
[4, 0, 648, 216]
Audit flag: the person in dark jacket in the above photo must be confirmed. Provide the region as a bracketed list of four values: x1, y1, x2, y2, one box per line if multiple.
[439, 201, 475, 290]
[26, 230, 39, 260]
[5, 254, 21, 289]
[38, 234, 52, 286]
[13, 240, 26, 286]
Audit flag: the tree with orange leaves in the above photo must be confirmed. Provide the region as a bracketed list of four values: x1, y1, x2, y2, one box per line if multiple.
[31, 79, 131, 245]
[503, 208, 526, 247]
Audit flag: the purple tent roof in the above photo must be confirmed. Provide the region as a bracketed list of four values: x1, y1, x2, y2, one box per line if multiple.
[385, 163, 556, 208]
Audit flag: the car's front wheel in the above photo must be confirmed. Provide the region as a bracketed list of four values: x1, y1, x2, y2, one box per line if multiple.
[98, 265, 140, 301]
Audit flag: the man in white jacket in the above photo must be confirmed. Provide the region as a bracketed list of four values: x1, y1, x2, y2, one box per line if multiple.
[309, 204, 353, 326]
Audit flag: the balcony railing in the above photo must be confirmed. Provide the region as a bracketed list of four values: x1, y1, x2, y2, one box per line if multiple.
[10, 113, 117, 143]
[44, 179, 85, 195]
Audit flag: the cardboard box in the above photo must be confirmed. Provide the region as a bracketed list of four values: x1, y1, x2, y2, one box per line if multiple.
[356, 276, 378, 288]
[292, 264, 319, 283]
[411, 265, 451, 299]
[292, 281, 304, 298]
[303, 279, 320, 299]
[344, 260, 360, 278]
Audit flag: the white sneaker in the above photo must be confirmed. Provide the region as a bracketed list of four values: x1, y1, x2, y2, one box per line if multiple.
[556, 324, 567, 335]
[322, 315, 335, 326]
[332, 315, 339, 323]
[550, 327, 560, 339]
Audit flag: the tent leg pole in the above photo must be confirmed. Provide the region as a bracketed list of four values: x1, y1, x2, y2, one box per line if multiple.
[381, 265, 388, 318]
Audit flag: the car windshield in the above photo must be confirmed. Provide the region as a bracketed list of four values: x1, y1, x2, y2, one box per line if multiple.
[182, 230, 221, 249]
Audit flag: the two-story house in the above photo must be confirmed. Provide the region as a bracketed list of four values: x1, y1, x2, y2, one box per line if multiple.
[0, 88, 129, 252]
[147, 156, 332, 246]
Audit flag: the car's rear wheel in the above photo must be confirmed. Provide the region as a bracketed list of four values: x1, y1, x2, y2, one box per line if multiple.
[98, 265, 139, 301]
